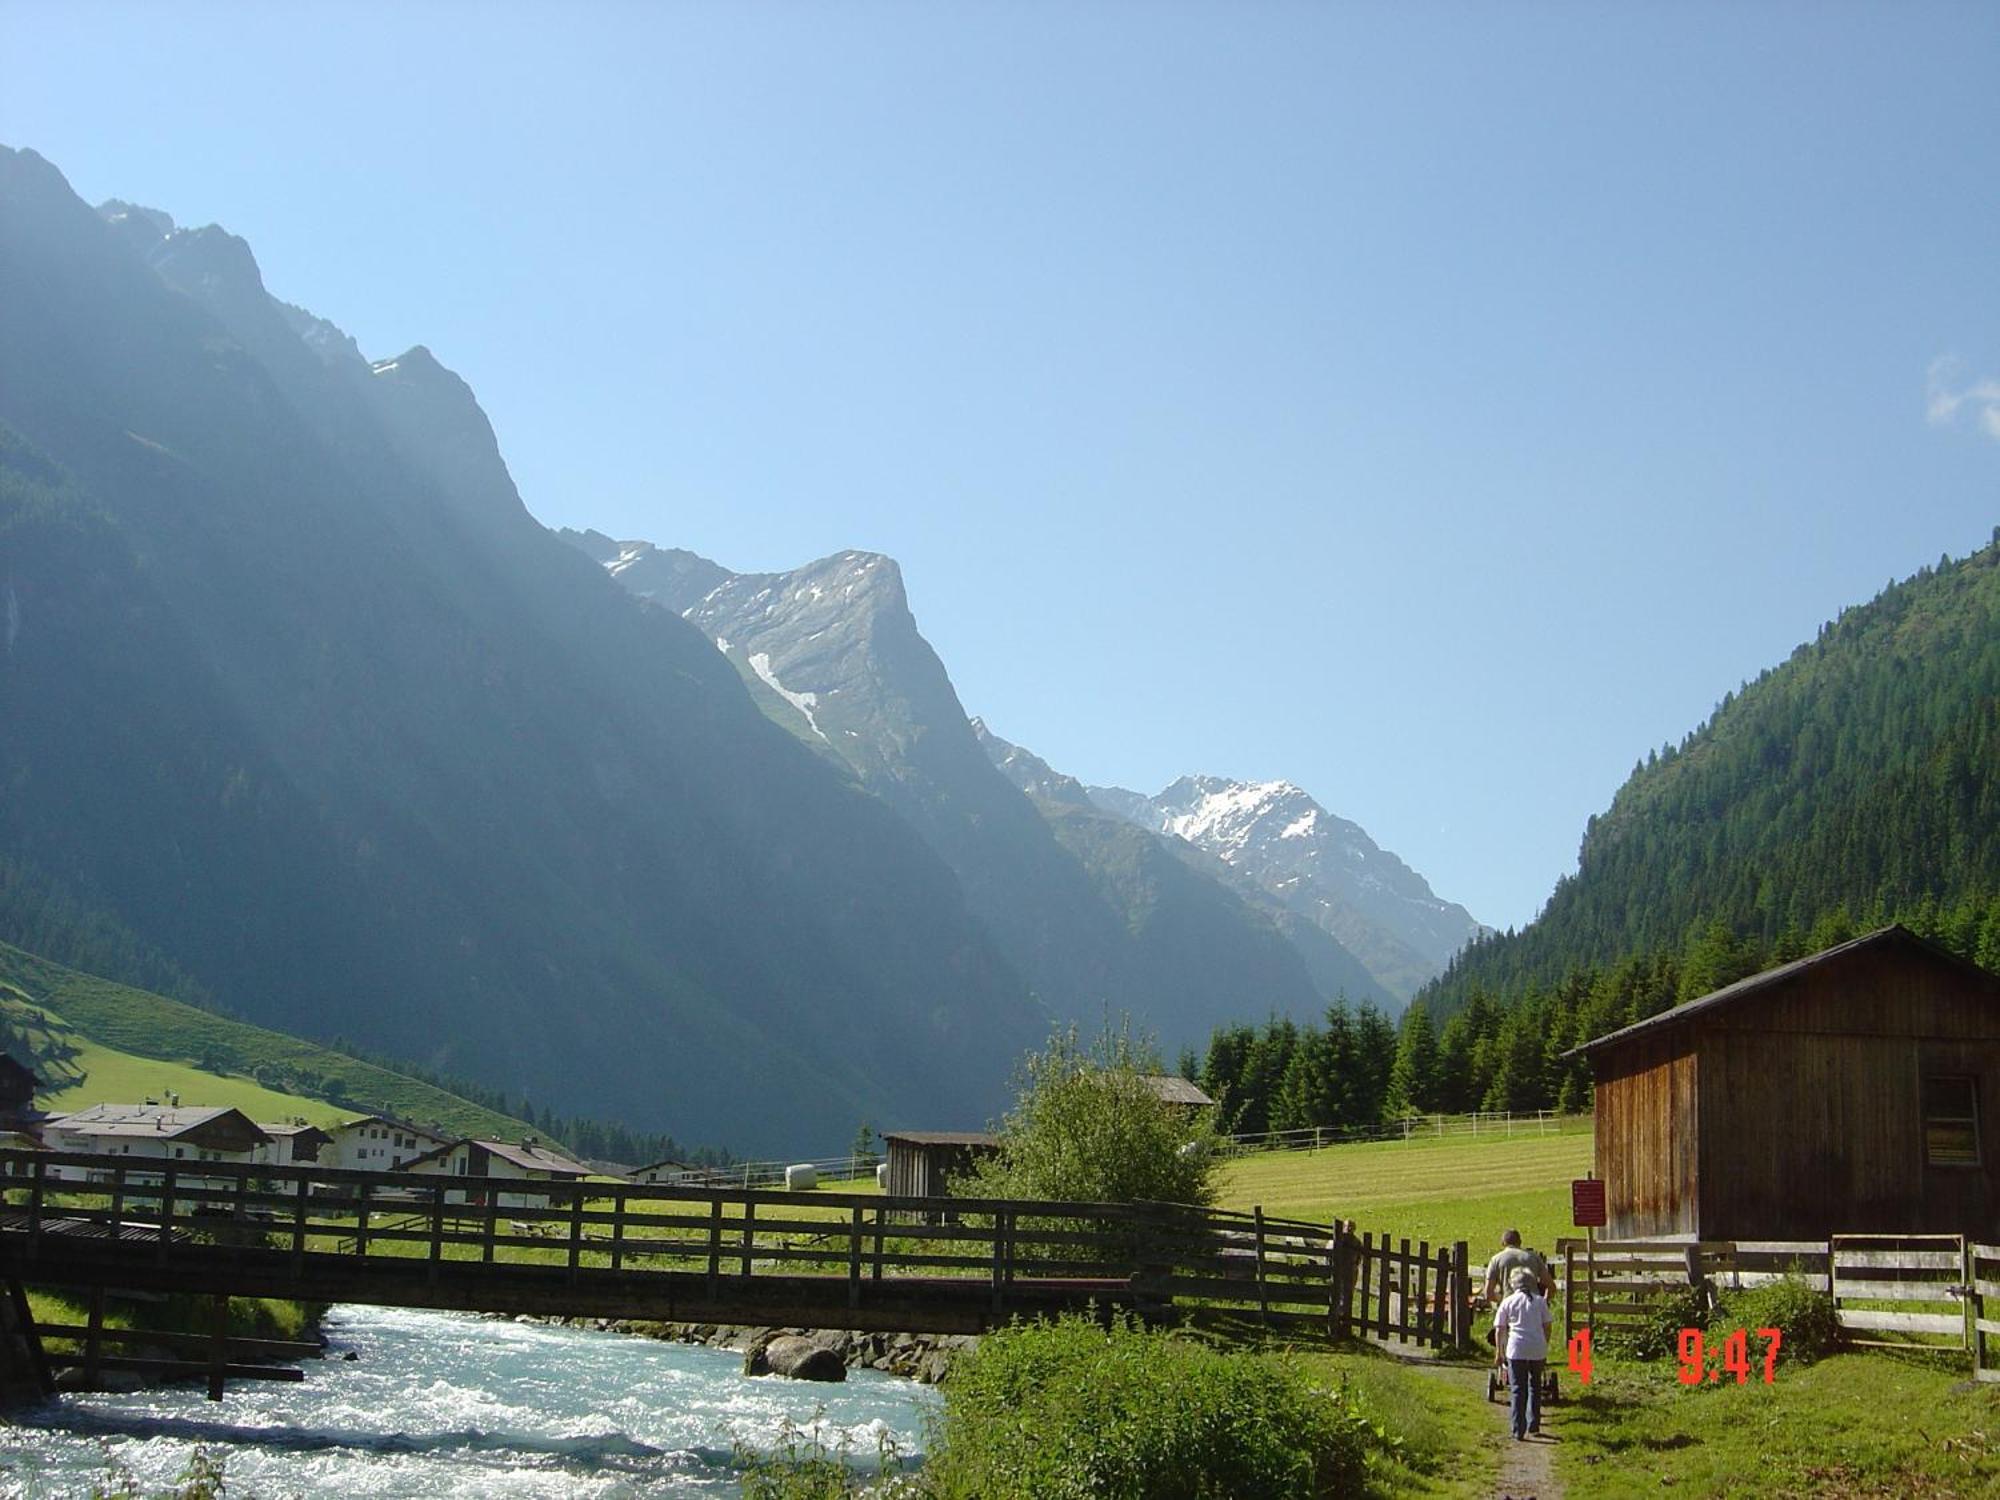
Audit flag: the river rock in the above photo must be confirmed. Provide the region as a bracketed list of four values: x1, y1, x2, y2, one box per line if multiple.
[745, 1334, 847, 1382]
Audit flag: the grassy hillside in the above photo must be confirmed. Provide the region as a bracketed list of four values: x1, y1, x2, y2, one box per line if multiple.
[0, 940, 526, 1137]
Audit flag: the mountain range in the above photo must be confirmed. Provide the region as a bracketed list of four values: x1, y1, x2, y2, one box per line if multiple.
[562, 534, 1480, 1029]
[0, 144, 1481, 1151]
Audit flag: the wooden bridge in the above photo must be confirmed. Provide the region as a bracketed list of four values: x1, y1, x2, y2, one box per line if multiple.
[0, 1148, 1470, 1398]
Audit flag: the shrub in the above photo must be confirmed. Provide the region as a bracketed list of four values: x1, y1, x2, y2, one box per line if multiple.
[1601, 1283, 1714, 1361]
[1714, 1273, 1840, 1367]
[966, 1020, 1219, 1209]
[922, 1314, 1374, 1499]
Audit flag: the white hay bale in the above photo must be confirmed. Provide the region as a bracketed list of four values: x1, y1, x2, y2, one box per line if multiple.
[784, 1163, 819, 1191]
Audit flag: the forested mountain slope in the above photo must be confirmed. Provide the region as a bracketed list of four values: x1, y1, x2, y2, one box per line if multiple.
[1425, 536, 2000, 1013]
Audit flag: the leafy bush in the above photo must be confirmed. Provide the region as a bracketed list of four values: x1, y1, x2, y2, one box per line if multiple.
[1715, 1273, 1840, 1367]
[922, 1314, 1375, 1499]
[966, 1020, 1219, 1209]
[1601, 1283, 1715, 1361]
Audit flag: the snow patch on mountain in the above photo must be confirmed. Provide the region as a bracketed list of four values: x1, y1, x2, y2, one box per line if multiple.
[747, 651, 827, 741]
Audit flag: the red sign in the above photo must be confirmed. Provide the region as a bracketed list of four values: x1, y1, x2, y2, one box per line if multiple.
[1571, 1177, 1607, 1227]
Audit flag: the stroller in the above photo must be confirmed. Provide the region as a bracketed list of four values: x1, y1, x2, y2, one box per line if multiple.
[1486, 1360, 1560, 1405]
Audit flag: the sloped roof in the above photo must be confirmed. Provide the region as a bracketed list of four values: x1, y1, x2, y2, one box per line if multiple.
[1142, 1074, 1216, 1107]
[883, 1130, 1000, 1148]
[331, 1114, 452, 1143]
[477, 1138, 591, 1176]
[49, 1104, 271, 1142]
[1565, 925, 2000, 1059]
[258, 1122, 333, 1143]
[406, 1136, 592, 1177]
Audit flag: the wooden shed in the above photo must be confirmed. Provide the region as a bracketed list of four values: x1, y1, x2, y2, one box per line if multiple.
[1571, 925, 2000, 1242]
[1141, 1074, 1216, 1112]
[882, 1130, 999, 1200]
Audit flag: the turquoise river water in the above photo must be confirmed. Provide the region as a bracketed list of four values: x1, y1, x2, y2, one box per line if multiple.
[0, 1305, 939, 1497]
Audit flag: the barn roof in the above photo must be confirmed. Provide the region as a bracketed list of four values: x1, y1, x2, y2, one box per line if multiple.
[1141, 1074, 1216, 1107]
[1565, 925, 2000, 1059]
[882, 1130, 1000, 1148]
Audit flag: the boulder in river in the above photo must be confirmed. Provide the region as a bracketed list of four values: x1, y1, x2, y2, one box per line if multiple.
[745, 1334, 847, 1382]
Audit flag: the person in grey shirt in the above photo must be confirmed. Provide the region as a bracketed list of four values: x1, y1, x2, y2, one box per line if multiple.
[1482, 1227, 1553, 1304]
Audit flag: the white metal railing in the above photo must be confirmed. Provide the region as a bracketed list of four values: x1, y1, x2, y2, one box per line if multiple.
[638, 1152, 885, 1190]
[1215, 1109, 1581, 1156]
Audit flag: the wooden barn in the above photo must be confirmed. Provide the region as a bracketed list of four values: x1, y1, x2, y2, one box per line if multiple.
[1572, 925, 2000, 1241]
[881, 1130, 999, 1200]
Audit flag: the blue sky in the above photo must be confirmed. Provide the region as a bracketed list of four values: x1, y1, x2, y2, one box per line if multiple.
[5, 1, 1996, 931]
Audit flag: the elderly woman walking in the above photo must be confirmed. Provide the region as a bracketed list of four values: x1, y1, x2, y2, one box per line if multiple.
[1492, 1265, 1554, 1441]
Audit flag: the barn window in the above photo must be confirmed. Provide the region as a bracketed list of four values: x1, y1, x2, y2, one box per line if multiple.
[1923, 1076, 1980, 1166]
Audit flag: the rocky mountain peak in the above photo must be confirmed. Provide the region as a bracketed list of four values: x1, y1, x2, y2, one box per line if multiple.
[150, 223, 269, 305]
[1086, 772, 1486, 999]
[97, 198, 176, 253]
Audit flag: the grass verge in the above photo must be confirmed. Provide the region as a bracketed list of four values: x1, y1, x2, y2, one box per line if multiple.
[1556, 1349, 2000, 1497]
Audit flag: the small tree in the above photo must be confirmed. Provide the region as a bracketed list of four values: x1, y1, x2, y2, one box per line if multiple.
[970, 1019, 1219, 1207]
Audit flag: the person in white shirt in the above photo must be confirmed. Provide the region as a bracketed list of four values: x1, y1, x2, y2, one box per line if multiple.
[1492, 1266, 1554, 1440]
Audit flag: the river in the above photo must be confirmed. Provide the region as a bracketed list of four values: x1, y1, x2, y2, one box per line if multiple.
[0, 1306, 940, 1497]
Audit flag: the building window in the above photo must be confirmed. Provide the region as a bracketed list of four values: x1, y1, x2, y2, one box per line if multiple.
[1924, 1076, 1981, 1166]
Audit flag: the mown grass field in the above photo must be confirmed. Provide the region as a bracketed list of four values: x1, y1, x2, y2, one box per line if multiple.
[1214, 1116, 1596, 1253]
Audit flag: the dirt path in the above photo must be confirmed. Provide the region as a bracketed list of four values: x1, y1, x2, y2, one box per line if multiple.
[1374, 1347, 1565, 1499]
[1493, 1423, 1560, 1500]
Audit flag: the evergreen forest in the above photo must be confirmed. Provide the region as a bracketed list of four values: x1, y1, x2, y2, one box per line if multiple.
[1198, 535, 2000, 1128]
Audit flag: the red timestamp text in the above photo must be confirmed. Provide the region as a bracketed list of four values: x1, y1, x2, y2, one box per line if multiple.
[1678, 1326, 1782, 1385]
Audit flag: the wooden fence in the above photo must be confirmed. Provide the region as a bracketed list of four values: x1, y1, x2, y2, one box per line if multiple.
[1558, 1233, 2000, 1365]
[0, 1150, 1476, 1396]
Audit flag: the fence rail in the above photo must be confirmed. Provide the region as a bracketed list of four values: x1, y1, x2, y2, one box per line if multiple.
[0, 1149, 1476, 1397]
[1558, 1233, 1996, 1360]
[1218, 1111, 1575, 1157]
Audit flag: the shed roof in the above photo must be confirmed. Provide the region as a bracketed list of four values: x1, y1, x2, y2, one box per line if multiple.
[1142, 1074, 1216, 1107]
[882, 1131, 1000, 1149]
[1564, 925, 2000, 1060]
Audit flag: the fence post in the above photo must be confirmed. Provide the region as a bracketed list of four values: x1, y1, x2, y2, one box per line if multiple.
[1254, 1207, 1270, 1334]
[1451, 1241, 1470, 1348]
[1416, 1239, 1431, 1347]
[848, 1204, 863, 1310]
[292, 1173, 310, 1272]
[706, 1200, 722, 1296]
[1563, 1242, 1576, 1349]
[740, 1198, 756, 1278]
[157, 1166, 176, 1267]
[1965, 1238, 1978, 1367]
[1358, 1232, 1374, 1340]
[206, 1292, 228, 1402]
[1328, 1223, 1352, 1342]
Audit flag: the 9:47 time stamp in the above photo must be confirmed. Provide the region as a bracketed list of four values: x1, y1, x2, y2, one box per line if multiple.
[1559, 1326, 1783, 1385]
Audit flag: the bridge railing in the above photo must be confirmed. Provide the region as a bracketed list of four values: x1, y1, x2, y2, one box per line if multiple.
[0, 1148, 1371, 1337]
